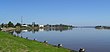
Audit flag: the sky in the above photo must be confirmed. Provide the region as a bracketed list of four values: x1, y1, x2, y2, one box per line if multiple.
[0, 0, 110, 26]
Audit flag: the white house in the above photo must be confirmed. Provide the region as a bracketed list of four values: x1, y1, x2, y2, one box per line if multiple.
[21, 24, 28, 27]
[22, 30, 28, 32]
[39, 29, 44, 31]
[39, 25, 44, 28]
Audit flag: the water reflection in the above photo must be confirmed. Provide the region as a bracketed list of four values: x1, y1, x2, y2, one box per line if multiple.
[95, 27, 110, 30]
[7, 27, 110, 35]
[11, 27, 72, 34]
[15, 29, 22, 34]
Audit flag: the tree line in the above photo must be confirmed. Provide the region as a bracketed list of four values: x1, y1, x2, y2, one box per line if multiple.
[0, 21, 21, 28]
[0, 21, 73, 28]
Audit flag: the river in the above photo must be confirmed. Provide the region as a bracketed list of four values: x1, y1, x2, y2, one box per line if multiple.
[11, 28, 110, 52]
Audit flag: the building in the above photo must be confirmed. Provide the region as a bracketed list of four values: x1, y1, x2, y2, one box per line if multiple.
[21, 24, 28, 27]
[32, 22, 35, 27]
[39, 25, 44, 28]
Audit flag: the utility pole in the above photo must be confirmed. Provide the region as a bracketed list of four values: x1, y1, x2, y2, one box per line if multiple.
[21, 16, 23, 25]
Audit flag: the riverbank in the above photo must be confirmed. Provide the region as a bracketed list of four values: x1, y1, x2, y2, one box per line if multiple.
[0, 31, 76, 52]
[1, 27, 15, 31]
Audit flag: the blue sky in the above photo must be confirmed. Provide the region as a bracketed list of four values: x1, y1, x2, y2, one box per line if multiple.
[0, 0, 110, 26]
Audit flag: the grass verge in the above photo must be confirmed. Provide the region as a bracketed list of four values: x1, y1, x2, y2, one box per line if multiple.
[0, 31, 76, 52]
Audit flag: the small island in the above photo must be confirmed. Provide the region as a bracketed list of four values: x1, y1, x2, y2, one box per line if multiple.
[95, 26, 110, 29]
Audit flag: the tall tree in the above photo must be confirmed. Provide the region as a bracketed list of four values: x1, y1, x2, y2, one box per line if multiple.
[15, 23, 21, 27]
[8, 21, 14, 27]
[1, 23, 4, 28]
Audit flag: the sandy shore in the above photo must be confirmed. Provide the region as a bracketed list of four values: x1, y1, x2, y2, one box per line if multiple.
[1, 28, 15, 31]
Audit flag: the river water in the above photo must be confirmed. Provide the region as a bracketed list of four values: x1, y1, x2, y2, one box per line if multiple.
[12, 28, 110, 52]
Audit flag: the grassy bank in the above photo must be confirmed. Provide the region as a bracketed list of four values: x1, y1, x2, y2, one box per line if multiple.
[0, 31, 76, 52]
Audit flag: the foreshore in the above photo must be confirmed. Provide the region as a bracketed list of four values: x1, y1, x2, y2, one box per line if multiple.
[0, 31, 77, 52]
[1, 27, 15, 31]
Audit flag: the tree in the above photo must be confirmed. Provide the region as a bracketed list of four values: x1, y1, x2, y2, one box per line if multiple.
[34, 24, 39, 27]
[8, 21, 14, 27]
[15, 23, 21, 27]
[1, 23, 4, 28]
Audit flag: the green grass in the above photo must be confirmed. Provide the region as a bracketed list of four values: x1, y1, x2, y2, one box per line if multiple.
[0, 31, 76, 52]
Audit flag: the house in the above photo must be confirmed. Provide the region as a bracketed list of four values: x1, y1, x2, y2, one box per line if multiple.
[21, 24, 28, 27]
[39, 25, 44, 28]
